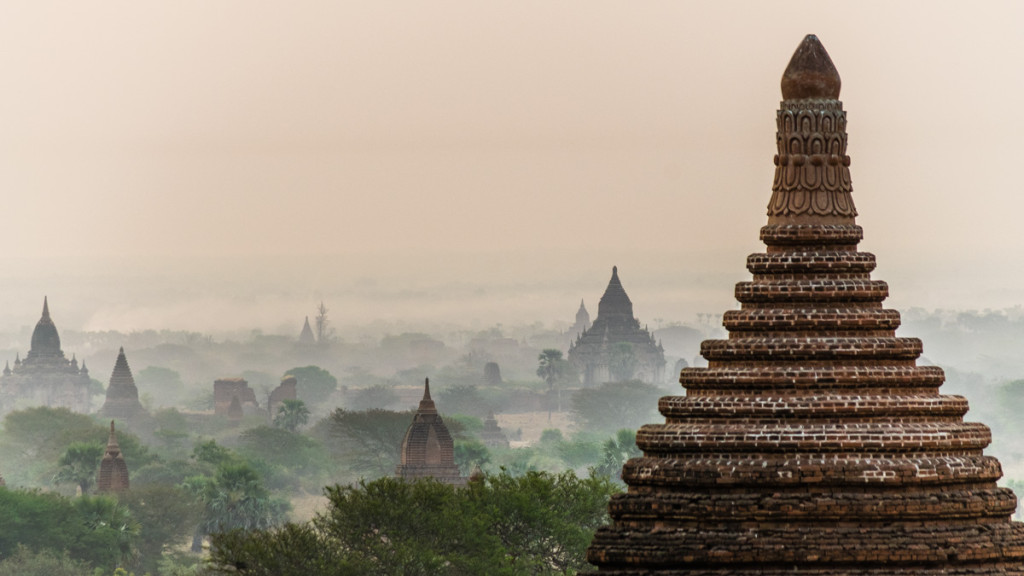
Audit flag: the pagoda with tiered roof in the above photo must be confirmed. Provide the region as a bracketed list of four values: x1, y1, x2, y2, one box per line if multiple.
[586, 35, 1024, 574]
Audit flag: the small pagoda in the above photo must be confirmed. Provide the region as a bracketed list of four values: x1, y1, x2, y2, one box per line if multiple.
[586, 35, 1024, 574]
[96, 421, 130, 493]
[396, 379, 465, 486]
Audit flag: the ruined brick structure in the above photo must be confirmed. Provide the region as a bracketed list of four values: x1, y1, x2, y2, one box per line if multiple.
[96, 421, 129, 493]
[396, 379, 465, 486]
[0, 297, 91, 416]
[98, 347, 148, 424]
[268, 375, 298, 419]
[214, 377, 257, 419]
[585, 35, 1024, 574]
[569, 267, 665, 386]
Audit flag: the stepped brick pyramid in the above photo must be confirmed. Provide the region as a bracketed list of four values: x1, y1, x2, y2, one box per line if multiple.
[99, 347, 148, 423]
[586, 35, 1024, 574]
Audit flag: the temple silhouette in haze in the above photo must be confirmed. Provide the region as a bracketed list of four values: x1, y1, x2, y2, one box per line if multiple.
[0, 298, 91, 416]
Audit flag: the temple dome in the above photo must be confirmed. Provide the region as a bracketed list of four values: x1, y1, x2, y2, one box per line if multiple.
[29, 297, 61, 357]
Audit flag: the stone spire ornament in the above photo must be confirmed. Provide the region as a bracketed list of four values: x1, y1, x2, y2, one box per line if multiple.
[584, 35, 1024, 575]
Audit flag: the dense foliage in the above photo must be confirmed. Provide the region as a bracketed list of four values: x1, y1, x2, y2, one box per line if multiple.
[0, 489, 136, 571]
[209, 470, 618, 576]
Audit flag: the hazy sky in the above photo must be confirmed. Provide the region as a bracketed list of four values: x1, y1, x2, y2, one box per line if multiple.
[1, 1, 1023, 333]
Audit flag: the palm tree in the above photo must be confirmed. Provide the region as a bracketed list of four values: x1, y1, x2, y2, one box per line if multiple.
[53, 442, 104, 494]
[596, 429, 641, 482]
[273, 399, 311, 432]
[75, 495, 141, 566]
[537, 349, 566, 421]
[185, 462, 290, 552]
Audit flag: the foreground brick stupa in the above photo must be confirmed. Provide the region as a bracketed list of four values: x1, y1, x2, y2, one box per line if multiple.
[586, 35, 1024, 574]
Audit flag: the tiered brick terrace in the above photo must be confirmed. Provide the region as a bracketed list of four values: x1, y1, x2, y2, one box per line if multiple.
[585, 35, 1024, 574]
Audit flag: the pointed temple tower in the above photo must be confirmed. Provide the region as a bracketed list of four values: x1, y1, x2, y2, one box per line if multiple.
[569, 267, 665, 385]
[99, 347, 148, 423]
[586, 35, 1024, 574]
[0, 297, 91, 415]
[298, 316, 316, 345]
[396, 379, 465, 486]
[96, 421, 130, 493]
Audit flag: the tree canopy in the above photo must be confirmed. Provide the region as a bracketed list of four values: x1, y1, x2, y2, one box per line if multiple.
[570, 380, 664, 434]
[208, 470, 619, 576]
[282, 365, 338, 407]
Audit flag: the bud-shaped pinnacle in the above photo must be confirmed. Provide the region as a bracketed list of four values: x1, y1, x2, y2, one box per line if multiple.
[781, 34, 841, 100]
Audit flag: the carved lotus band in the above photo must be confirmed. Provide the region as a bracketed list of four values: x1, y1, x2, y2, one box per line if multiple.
[768, 100, 856, 218]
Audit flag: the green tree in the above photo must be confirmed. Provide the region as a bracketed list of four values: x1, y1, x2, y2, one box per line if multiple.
[237, 425, 328, 477]
[53, 442, 105, 494]
[310, 479, 503, 576]
[0, 489, 134, 571]
[436, 384, 490, 418]
[347, 384, 400, 411]
[273, 399, 311, 432]
[594, 429, 642, 482]
[118, 485, 202, 575]
[207, 470, 619, 576]
[282, 366, 338, 407]
[0, 407, 153, 488]
[570, 380, 663, 434]
[152, 408, 191, 457]
[467, 470, 617, 573]
[319, 409, 414, 479]
[74, 495, 141, 567]
[453, 439, 490, 475]
[208, 524, 364, 576]
[537, 349, 570, 417]
[184, 462, 289, 552]
[0, 545, 94, 576]
[135, 366, 185, 408]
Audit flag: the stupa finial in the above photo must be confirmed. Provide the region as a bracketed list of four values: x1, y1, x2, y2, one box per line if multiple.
[781, 34, 841, 100]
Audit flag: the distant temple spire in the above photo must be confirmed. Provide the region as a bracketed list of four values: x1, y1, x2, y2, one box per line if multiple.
[95, 421, 129, 493]
[99, 347, 147, 423]
[298, 316, 316, 345]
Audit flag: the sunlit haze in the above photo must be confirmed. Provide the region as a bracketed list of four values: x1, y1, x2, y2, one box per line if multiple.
[2, 1, 1022, 334]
